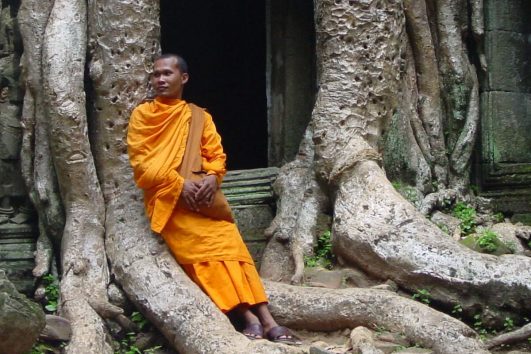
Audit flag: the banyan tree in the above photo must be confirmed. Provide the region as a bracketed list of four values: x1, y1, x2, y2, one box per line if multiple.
[1, 0, 529, 352]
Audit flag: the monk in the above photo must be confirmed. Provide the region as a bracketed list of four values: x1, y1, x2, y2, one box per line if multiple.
[127, 53, 300, 345]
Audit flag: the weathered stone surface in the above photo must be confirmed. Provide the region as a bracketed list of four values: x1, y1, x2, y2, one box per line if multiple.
[233, 204, 273, 267]
[484, 0, 531, 32]
[373, 340, 403, 354]
[223, 168, 278, 266]
[304, 268, 344, 289]
[481, 92, 531, 165]
[40, 314, 72, 341]
[0, 223, 36, 294]
[430, 211, 460, 237]
[485, 31, 531, 93]
[350, 326, 383, 354]
[491, 223, 528, 255]
[0, 270, 45, 354]
[341, 268, 377, 288]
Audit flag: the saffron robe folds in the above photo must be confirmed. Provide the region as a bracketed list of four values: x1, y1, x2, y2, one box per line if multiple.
[127, 97, 267, 311]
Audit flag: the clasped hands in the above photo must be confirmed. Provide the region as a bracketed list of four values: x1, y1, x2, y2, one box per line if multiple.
[179, 174, 218, 212]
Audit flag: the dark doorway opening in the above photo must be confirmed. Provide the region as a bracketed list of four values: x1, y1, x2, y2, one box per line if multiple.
[160, 1, 267, 170]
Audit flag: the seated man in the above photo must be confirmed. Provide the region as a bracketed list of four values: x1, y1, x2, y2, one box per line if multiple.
[127, 53, 300, 345]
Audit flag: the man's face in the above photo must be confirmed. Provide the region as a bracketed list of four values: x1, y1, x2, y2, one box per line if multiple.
[151, 57, 189, 99]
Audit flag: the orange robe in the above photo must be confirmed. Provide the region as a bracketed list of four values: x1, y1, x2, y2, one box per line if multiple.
[127, 97, 267, 312]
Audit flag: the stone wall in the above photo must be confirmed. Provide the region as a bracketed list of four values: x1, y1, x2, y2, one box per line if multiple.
[480, 0, 531, 215]
[222, 167, 278, 268]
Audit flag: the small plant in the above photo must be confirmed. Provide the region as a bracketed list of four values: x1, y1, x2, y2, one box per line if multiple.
[304, 230, 334, 269]
[30, 343, 56, 354]
[493, 212, 505, 223]
[451, 304, 463, 318]
[392, 345, 407, 352]
[504, 241, 516, 253]
[473, 314, 488, 340]
[118, 332, 141, 354]
[469, 184, 479, 194]
[476, 229, 499, 253]
[412, 289, 431, 305]
[452, 202, 476, 235]
[42, 274, 59, 313]
[131, 311, 148, 331]
[303, 255, 319, 268]
[503, 317, 515, 331]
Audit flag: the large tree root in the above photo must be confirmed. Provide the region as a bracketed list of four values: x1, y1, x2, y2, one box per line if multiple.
[104, 190, 302, 354]
[485, 323, 531, 349]
[19, 0, 64, 278]
[333, 160, 531, 317]
[266, 281, 488, 354]
[43, 1, 111, 352]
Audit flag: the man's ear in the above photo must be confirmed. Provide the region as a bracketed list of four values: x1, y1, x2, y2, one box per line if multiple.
[182, 73, 189, 85]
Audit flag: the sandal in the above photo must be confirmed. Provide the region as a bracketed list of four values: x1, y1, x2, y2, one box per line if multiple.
[242, 323, 264, 340]
[266, 326, 302, 346]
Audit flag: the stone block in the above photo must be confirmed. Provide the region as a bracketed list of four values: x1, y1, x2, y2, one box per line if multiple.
[485, 0, 531, 32]
[485, 31, 531, 92]
[0, 270, 45, 354]
[232, 204, 273, 267]
[233, 205, 274, 239]
[481, 91, 531, 166]
[40, 314, 72, 341]
[0, 223, 36, 294]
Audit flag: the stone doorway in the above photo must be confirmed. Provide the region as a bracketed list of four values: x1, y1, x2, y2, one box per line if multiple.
[159, 0, 316, 169]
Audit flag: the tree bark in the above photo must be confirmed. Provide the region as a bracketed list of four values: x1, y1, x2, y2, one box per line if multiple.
[18, 0, 63, 278]
[42, 0, 110, 352]
[266, 281, 487, 354]
[264, 0, 531, 322]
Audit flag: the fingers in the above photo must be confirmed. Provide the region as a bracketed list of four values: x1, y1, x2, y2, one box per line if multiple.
[195, 176, 217, 203]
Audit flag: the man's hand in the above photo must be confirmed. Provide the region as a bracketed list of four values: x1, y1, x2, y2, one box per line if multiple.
[180, 180, 201, 211]
[195, 175, 218, 208]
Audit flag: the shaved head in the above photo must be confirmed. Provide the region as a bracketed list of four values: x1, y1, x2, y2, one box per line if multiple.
[155, 53, 188, 74]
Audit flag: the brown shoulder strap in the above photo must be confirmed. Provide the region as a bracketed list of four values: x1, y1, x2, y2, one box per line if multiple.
[177, 104, 205, 179]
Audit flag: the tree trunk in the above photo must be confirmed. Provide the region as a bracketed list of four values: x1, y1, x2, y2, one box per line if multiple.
[18, 0, 63, 278]
[42, 0, 111, 352]
[263, 0, 531, 322]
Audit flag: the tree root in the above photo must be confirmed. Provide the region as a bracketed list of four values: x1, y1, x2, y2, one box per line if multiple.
[485, 323, 531, 349]
[105, 195, 302, 354]
[265, 281, 488, 354]
[333, 161, 531, 317]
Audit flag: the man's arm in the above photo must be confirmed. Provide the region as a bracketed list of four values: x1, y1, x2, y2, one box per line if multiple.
[195, 113, 226, 206]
